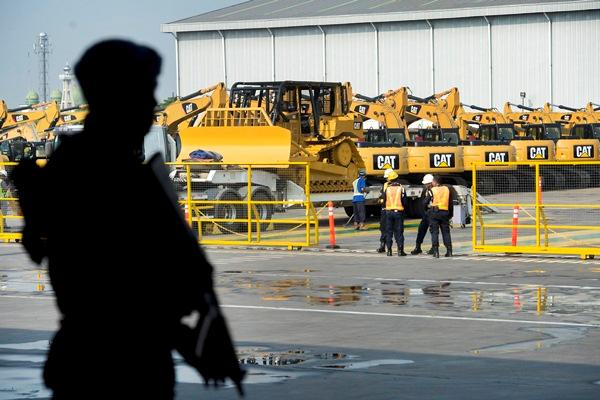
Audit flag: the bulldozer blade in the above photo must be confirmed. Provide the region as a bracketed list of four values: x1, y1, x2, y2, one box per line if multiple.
[178, 125, 293, 165]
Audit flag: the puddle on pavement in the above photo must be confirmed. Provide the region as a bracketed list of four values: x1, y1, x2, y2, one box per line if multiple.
[318, 359, 414, 370]
[223, 274, 600, 318]
[0, 340, 49, 351]
[238, 349, 307, 366]
[0, 368, 50, 400]
[0, 270, 51, 294]
[471, 327, 587, 354]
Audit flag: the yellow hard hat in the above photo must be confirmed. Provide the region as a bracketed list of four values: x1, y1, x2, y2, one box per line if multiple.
[386, 170, 399, 181]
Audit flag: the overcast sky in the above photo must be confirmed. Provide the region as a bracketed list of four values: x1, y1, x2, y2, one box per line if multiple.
[0, 0, 245, 106]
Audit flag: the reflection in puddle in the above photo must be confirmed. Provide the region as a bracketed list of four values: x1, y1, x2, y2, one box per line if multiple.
[0, 368, 50, 400]
[0, 340, 49, 351]
[471, 327, 587, 354]
[224, 275, 600, 318]
[319, 359, 414, 370]
[0, 270, 51, 294]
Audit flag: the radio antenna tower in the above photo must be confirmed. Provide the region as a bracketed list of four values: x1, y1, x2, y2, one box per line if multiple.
[34, 32, 51, 102]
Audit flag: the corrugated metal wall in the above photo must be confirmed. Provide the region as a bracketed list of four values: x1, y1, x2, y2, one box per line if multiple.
[176, 11, 600, 108]
[378, 21, 431, 97]
[491, 14, 549, 109]
[552, 10, 600, 107]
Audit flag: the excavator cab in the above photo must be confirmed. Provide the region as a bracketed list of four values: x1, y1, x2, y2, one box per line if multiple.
[571, 124, 600, 140]
[408, 128, 459, 146]
[521, 123, 562, 142]
[363, 128, 406, 146]
[477, 124, 516, 142]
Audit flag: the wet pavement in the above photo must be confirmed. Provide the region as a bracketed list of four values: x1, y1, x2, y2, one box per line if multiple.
[1, 244, 600, 399]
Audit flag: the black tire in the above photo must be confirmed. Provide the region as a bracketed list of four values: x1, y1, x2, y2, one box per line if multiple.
[215, 189, 247, 233]
[251, 191, 274, 231]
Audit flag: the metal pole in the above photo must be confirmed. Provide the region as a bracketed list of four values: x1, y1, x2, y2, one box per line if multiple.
[317, 25, 327, 81]
[535, 164, 541, 247]
[483, 16, 493, 108]
[266, 28, 275, 81]
[426, 20, 435, 93]
[472, 165, 477, 250]
[217, 30, 228, 87]
[169, 32, 180, 97]
[370, 22, 380, 96]
[544, 13, 553, 105]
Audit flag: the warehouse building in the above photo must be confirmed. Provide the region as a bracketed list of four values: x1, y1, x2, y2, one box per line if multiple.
[161, 0, 600, 109]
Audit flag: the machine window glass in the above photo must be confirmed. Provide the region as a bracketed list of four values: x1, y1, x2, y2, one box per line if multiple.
[544, 125, 561, 140]
[497, 126, 515, 141]
[591, 124, 600, 140]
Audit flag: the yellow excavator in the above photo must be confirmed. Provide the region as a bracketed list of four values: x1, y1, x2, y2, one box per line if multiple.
[0, 102, 60, 142]
[503, 103, 557, 161]
[349, 94, 409, 180]
[56, 105, 88, 127]
[372, 87, 466, 184]
[178, 81, 365, 193]
[434, 88, 517, 192]
[154, 83, 227, 159]
[542, 103, 599, 160]
[0, 100, 7, 129]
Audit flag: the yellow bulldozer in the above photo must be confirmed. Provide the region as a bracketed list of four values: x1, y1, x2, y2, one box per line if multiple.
[178, 81, 366, 193]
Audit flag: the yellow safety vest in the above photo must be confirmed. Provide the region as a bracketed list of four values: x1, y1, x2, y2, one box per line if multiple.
[385, 185, 404, 211]
[431, 185, 450, 211]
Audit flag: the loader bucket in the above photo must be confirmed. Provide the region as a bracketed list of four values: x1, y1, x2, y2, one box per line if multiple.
[178, 125, 293, 165]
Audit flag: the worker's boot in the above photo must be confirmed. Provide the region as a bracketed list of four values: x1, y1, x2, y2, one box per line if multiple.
[427, 248, 434, 255]
[410, 245, 422, 255]
[445, 247, 453, 257]
[398, 246, 407, 257]
[387, 246, 393, 257]
[432, 246, 440, 258]
[377, 242, 386, 253]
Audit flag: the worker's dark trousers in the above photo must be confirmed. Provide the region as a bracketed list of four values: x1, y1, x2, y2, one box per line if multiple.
[429, 210, 451, 249]
[379, 210, 387, 244]
[385, 210, 404, 249]
[415, 213, 430, 246]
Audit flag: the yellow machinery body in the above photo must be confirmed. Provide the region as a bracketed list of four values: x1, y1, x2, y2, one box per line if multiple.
[0, 102, 59, 142]
[178, 81, 366, 193]
[542, 103, 600, 162]
[436, 88, 516, 172]
[382, 87, 464, 176]
[349, 98, 409, 178]
[503, 103, 557, 162]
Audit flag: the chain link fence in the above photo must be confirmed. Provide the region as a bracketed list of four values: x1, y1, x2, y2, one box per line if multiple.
[473, 161, 600, 258]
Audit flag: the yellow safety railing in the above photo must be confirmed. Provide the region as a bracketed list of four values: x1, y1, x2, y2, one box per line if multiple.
[0, 162, 22, 242]
[0, 161, 319, 249]
[472, 161, 600, 259]
[167, 161, 318, 249]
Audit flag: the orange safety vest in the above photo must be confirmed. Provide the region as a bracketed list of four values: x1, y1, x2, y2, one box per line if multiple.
[385, 185, 404, 211]
[431, 185, 450, 211]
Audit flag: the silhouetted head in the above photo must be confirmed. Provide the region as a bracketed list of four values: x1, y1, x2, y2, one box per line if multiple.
[75, 40, 161, 143]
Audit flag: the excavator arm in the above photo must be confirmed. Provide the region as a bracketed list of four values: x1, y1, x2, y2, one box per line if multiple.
[153, 83, 227, 134]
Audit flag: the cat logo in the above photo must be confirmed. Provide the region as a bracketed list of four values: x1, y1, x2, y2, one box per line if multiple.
[574, 145, 594, 158]
[13, 114, 27, 123]
[561, 114, 572, 121]
[408, 105, 421, 115]
[182, 102, 198, 114]
[353, 122, 362, 130]
[62, 115, 74, 122]
[527, 146, 549, 160]
[430, 153, 454, 168]
[373, 155, 399, 170]
[473, 115, 482, 122]
[354, 105, 369, 114]
[519, 114, 529, 121]
[485, 151, 509, 163]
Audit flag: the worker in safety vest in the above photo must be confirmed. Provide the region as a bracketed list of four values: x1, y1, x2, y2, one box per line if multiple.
[377, 168, 398, 253]
[384, 176, 407, 256]
[352, 169, 367, 230]
[410, 174, 434, 255]
[428, 175, 453, 258]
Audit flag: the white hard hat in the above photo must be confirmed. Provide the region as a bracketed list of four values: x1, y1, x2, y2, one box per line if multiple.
[422, 174, 434, 184]
[0, 170, 7, 178]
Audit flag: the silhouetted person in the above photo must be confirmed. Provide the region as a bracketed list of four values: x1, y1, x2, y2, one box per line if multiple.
[12, 40, 243, 399]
